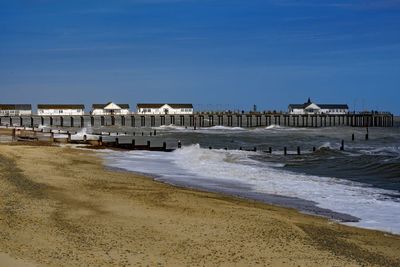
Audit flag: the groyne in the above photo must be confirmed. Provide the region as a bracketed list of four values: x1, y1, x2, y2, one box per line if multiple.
[0, 112, 394, 128]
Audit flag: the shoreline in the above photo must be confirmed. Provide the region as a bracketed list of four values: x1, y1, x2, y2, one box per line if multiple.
[1, 142, 400, 266]
[105, 163, 362, 225]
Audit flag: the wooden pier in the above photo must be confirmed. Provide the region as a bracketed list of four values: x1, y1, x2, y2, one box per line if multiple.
[0, 112, 394, 129]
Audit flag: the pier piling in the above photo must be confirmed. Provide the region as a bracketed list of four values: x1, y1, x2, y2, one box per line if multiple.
[284, 147, 287, 156]
[297, 146, 301, 155]
[340, 140, 344, 151]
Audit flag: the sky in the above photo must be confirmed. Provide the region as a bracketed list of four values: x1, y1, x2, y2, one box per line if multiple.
[0, 0, 400, 113]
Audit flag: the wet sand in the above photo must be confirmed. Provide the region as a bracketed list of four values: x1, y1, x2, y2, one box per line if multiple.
[0, 143, 400, 266]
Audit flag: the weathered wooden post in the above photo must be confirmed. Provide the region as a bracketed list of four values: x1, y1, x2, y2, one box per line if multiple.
[150, 132, 152, 136]
[297, 146, 301, 155]
[147, 140, 151, 148]
[67, 133, 71, 142]
[83, 134, 87, 142]
[154, 130, 157, 136]
[163, 142, 167, 151]
[352, 133, 355, 141]
[340, 140, 344, 151]
[99, 136, 103, 146]
[12, 128, 16, 141]
[268, 147, 272, 154]
[20, 117, 23, 127]
[116, 138, 119, 145]
[30, 117, 34, 128]
[141, 132, 144, 136]
[365, 127, 369, 140]
[50, 132, 54, 142]
[132, 139, 135, 148]
[284, 147, 287, 155]
[178, 140, 182, 149]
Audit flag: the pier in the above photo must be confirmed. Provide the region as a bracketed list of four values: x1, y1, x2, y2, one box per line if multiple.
[0, 112, 394, 129]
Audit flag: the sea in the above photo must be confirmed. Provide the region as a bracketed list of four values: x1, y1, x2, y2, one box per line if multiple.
[98, 124, 400, 234]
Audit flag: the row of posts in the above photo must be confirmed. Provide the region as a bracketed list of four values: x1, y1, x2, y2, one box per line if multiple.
[8, 126, 371, 154]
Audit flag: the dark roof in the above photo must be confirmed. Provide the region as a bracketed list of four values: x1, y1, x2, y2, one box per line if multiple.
[288, 104, 307, 109]
[92, 103, 130, 109]
[38, 104, 85, 109]
[318, 104, 349, 109]
[0, 104, 31, 110]
[137, 103, 193, 109]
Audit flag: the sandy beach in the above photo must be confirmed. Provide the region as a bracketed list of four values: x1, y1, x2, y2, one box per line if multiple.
[0, 143, 399, 266]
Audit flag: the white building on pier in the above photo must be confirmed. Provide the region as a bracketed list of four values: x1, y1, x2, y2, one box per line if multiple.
[0, 104, 32, 116]
[91, 102, 130, 115]
[37, 104, 85, 116]
[289, 98, 348, 115]
[137, 103, 193, 115]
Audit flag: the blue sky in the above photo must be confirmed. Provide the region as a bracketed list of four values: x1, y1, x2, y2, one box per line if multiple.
[1, 0, 400, 113]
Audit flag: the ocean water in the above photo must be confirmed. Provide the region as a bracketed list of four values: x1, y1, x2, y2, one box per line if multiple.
[100, 125, 400, 234]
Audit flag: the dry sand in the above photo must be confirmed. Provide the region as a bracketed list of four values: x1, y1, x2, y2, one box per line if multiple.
[0, 143, 399, 266]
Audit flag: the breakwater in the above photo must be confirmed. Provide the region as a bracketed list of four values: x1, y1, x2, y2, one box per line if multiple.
[0, 112, 394, 128]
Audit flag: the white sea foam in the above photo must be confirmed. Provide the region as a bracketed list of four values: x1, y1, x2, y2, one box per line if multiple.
[71, 128, 98, 140]
[208, 126, 246, 131]
[103, 145, 400, 234]
[265, 124, 282, 129]
[154, 125, 188, 131]
[154, 125, 246, 133]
